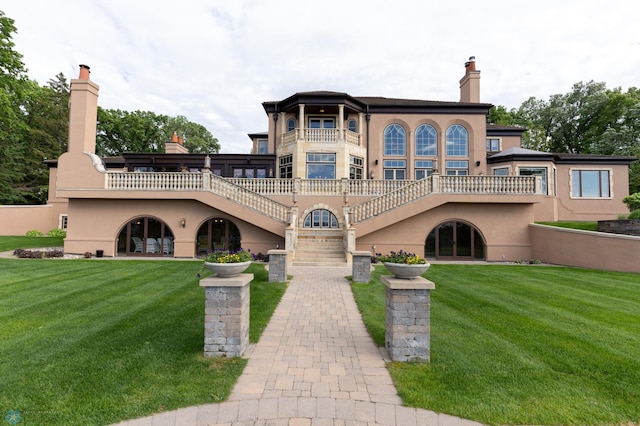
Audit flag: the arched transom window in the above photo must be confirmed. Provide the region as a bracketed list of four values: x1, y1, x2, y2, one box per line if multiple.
[384, 124, 406, 156]
[415, 124, 437, 156]
[446, 124, 468, 156]
[303, 209, 339, 228]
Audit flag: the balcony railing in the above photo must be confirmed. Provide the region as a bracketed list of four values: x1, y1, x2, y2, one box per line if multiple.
[105, 172, 539, 225]
[280, 128, 362, 146]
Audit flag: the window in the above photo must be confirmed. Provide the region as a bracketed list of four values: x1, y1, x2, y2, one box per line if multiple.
[303, 209, 339, 228]
[486, 138, 501, 152]
[446, 124, 468, 156]
[383, 160, 406, 180]
[256, 169, 266, 179]
[59, 214, 68, 230]
[384, 124, 406, 156]
[493, 167, 509, 176]
[347, 119, 357, 133]
[415, 124, 437, 156]
[572, 169, 610, 198]
[350, 155, 364, 180]
[415, 160, 434, 180]
[287, 119, 296, 132]
[279, 154, 293, 178]
[257, 139, 268, 154]
[309, 118, 335, 128]
[445, 160, 469, 175]
[307, 153, 335, 179]
[519, 167, 548, 195]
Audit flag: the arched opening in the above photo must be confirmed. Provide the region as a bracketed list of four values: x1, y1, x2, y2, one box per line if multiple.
[303, 209, 339, 229]
[117, 217, 174, 257]
[196, 218, 241, 255]
[425, 220, 485, 260]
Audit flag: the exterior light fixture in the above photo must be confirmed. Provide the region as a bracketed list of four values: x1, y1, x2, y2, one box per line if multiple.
[180, 218, 186, 228]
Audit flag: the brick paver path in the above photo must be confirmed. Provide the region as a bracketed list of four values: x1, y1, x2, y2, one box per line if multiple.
[113, 266, 482, 426]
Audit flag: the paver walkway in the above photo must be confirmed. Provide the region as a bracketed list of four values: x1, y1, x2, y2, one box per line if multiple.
[113, 266, 482, 426]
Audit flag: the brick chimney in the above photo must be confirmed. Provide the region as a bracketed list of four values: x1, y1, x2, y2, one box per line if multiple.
[165, 131, 189, 154]
[68, 64, 99, 154]
[459, 56, 480, 103]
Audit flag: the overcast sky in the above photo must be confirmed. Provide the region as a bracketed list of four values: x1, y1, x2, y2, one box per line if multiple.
[4, 1, 639, 153]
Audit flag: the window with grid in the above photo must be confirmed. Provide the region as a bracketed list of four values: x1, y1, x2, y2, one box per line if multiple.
[486, 138, 500, 152]
[446, 124, 468, 156]
[287, 119, 296, 132]
[306, 153, 335, 179]
[415, 124, 437, 156]
[415, 160, 433, 180]
[445, 160, 469, 175]
[350, 155, 364, 180]
[279, 154, 293, 178]
[384, 124, 406, 156]
[571, 169, 610, 198]
[383, 160, 406, 180]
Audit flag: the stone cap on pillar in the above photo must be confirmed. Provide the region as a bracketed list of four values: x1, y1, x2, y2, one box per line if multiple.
[199, 274, 253, 288]
[381, 275, 435, 290]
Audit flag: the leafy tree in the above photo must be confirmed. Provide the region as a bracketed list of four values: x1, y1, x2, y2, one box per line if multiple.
[96, 108, 169, 156]
[164, 115, 220, 154]
[0, 10, 40, 204]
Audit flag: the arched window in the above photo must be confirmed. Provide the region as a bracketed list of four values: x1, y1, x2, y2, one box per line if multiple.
[196, 218, 241, 255]
[287, 118, 296, 132]
[415, 124, 437, 156]
[384, 124, 406, 156]
[425, 220, 485, 260]
[117, 217, 174, 257]
[446, 124, 468, 156]
[303, 209, 339, 228]
[347, 119, 357, 133]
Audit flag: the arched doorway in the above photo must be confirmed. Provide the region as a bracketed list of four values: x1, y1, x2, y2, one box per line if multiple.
[117, 217, 174, 257]
[196, 218, 241, 255]
[303, 209, 339, 229]
[425, 220, 485, 260]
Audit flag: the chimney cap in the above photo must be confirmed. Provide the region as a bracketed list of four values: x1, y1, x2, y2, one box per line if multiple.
[78, 64, 91, 80]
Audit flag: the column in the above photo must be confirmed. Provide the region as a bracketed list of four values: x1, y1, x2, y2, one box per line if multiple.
[382, 275, 435, 362]
[199, 274, 253, 357]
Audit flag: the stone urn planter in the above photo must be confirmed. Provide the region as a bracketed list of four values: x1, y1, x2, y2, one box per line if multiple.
[383, 262, 430, 279]
[204, 261, 252, 278]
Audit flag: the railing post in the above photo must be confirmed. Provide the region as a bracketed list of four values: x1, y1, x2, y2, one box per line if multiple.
[202, 170, 211, 191]
[341, 177, 349, 204]
[535, 176, 542, 194]
[431, 173, 440, 194]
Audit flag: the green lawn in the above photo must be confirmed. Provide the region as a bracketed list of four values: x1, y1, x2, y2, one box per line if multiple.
[0, 244, 286, 426]
[352, 264, 640, 425]
[536, 221, 598, 231]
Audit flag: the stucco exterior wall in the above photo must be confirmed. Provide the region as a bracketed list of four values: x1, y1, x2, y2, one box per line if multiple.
[355, 202, 535, 261]
[0, 205, 63, 235]
[63, 199, 283, 257]
[530, 223, 640, 273]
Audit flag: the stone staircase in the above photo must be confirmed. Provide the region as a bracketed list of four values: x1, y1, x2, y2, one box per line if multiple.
[292, 230, 348, 266]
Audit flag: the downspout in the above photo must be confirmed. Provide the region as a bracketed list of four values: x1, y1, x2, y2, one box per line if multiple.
[365, 104, 371, 178]
[272, 104, 279, 156]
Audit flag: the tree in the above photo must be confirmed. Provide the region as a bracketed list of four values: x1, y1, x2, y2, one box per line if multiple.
[0, 10, 42, 204]
[164, 115, 220, 154]
[96, 109, 220, 156]
[96, 108, 169, 156]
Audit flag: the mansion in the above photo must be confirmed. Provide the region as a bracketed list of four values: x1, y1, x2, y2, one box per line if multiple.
[1, 58, 634, 265]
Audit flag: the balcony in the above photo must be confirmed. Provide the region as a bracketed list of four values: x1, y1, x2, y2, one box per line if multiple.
[281, 128, 362, 146]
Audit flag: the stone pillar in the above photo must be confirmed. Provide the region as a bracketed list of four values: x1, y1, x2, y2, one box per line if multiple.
[267, 249, 288, 282]
[199, 274, 253, 358]
[351, 251, 372, 282]
[382, 275, 435, 362]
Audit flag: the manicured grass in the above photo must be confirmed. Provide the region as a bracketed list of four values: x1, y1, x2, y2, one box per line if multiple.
[0, 253, 285, 425]
[536, 221, 598, 231]
[0, 235, 64, 251]
[352, 264, 640, 425]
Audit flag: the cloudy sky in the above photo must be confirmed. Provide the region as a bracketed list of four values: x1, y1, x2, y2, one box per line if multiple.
[3, 1, 639, 153]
